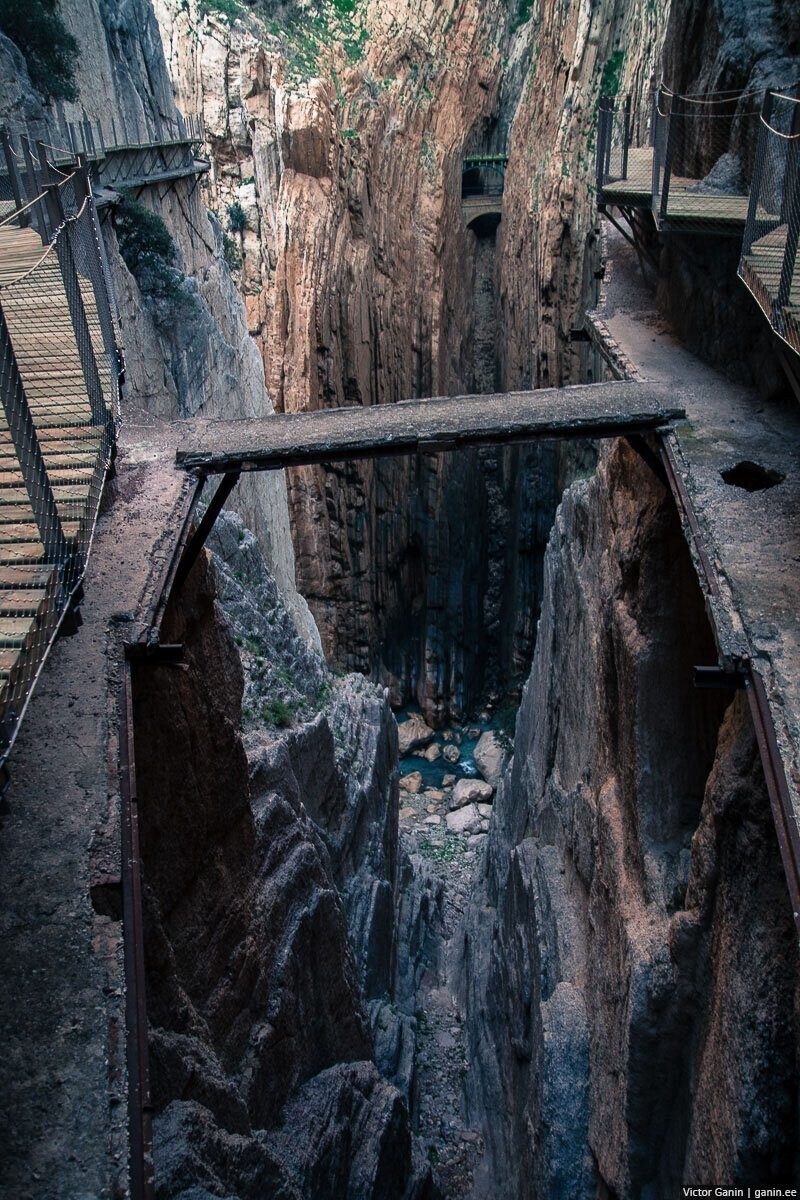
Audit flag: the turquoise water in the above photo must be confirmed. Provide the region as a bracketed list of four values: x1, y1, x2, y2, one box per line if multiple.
[396, 708, 492, 788]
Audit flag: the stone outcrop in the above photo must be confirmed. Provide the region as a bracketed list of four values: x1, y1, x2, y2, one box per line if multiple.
[462, 439, 800, 1197]
[473, 730, 507, 787]
[21, 0, 318, 646]
[133, 544, 439, 1199]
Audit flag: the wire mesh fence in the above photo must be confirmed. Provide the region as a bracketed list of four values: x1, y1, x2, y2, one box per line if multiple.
[0, 158, 122, 763]
[651, 87, 762, 230]
[739, 90, 800, 354]
[1, 109, 206, 218]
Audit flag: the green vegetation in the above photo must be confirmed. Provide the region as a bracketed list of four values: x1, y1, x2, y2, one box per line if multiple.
[198, 0, 242, 19]
[0, 0, 79, 100]
[227, 200, 247, 233]
[599, 48, 624, 99]
[114, 194, 196, 310]
[223, 232, 242, 270]
[261, 697, 295, 728]
[418, 836, 468, 865]
[510, 0, 533, 35]
[247, 0, 368, 84]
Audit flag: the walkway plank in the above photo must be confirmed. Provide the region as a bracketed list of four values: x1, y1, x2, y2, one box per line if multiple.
[175, 381, 686, 474]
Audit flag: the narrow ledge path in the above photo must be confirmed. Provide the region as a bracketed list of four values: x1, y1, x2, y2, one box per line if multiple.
[594, 224, 800, 906]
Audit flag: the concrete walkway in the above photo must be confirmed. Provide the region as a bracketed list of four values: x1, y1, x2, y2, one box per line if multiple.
[593, 224, 800, 907]
[0, 416, 191, 1199]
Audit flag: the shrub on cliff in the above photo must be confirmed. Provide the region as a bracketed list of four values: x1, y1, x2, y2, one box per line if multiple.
[113, 193, 198, 318]
[0, 0, 79, 100]
[227, 201, 247, 233]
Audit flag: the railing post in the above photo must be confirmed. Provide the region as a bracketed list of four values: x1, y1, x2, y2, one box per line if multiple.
[603, 98, 613, 180]
[20, 136, 48, 242]
[43, 182, 109, 435]
[622, 94, 632, 179]
[776, 102, 800, 326]
[596, 98, 607, 194]
[83, 118, 97, 159]
[0, 304, 71, 571]
[743, 89, 774, 257]
[660, 91, 680, 223]
[74, 159, 123, 384]
[1, 127, 27, 224]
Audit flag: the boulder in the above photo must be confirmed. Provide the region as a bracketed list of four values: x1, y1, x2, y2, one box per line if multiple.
[423, 742, 441, 763]
[442, 744, 461, 764]
[397, 713, 435, 755]
[446, 804, 483, 835]
[442, 774, 457, 788]
[473, 731, 508, 788]
[450, 778, 494, 810]
[399, 771, 423, 794]
[423, 789, 445, 803]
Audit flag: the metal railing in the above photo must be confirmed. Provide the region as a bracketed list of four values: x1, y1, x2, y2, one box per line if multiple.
[0, 150, 122, 764]
[739, 89, 800, 355]
[461, 156, 507, 200]
[650, 87, 762, 230]
[1, 110, 206, 208]
[596, 94, 635, 192]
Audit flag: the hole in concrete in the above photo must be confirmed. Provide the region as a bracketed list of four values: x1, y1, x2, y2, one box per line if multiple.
[720, 461, 785, 492]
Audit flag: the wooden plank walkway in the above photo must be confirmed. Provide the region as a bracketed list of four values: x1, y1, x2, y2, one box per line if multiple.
[600, 145, 750, 228]
[740, 225, 800, 354]
[175, 381, 686, 474]
[0, 218, 112, 740]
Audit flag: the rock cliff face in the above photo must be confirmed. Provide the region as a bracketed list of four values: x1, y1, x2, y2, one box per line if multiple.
[133, 538, 440, 1199]
[499, 0, 666, 393]
[152, 0, 585, 721]
[462, 440, 800, 1197]
[9, 0, 318, 643]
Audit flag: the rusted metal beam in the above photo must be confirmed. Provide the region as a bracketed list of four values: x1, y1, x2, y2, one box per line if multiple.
[171, 471, 240, 596]
[745, 669, 800, 933]
[119, 659, 154, 1200]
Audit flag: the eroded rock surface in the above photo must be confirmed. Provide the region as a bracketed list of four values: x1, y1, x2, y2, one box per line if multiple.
[462, 440, 800, 1198]
[132, 544, 440, 1199]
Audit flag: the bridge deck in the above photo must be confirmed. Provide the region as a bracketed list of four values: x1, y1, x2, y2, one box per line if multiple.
[740, 225, 800, 355]
[175, 381, 685, 474]
[601, 145, 750, 228]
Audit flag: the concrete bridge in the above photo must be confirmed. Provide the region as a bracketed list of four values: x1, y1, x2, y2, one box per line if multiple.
[174, 381, 684, 474]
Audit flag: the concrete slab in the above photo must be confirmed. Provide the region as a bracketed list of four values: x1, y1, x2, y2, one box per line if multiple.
[174, 381, 686, 474]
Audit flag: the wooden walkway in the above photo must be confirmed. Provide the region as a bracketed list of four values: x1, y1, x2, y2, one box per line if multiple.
[0, 219, 112, 737]
[175, 381, 686, 475]
[740, 225, 800, 354]
[600, 145, 750, 229]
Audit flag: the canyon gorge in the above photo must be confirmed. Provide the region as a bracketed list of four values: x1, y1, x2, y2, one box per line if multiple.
[0, 0, 799, 1198]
